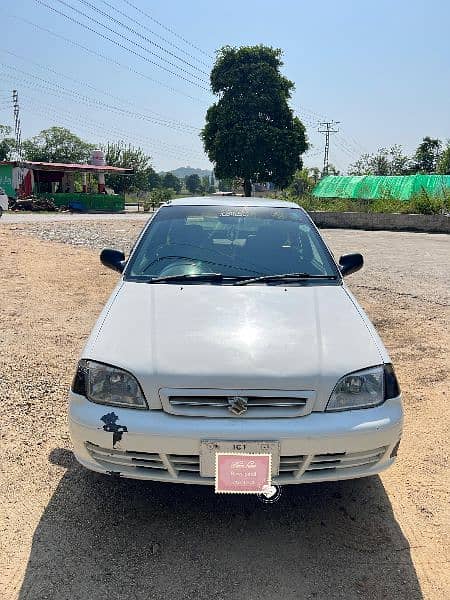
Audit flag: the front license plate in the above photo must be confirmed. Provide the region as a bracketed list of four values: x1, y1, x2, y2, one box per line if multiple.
[200, 440, 280, 477]
[215, 453, 272, 494]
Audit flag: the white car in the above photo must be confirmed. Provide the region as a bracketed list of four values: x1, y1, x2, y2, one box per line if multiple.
[68, 197, 402, 488]
[0, 187, 8, 216]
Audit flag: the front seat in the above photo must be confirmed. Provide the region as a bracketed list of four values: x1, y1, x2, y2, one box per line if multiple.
[169, 222, 208, 247]
[244, 225, 298, 273]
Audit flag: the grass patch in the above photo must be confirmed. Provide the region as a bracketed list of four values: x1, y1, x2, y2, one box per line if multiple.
[283, 189, 450, 215]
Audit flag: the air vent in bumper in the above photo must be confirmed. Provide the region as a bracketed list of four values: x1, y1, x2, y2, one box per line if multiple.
[85, 443, 389, 483]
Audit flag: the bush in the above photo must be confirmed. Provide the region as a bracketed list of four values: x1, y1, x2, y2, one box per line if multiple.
[143, 187, 174, 211]
[283, 190, 449, 215]
[409, 190, 447, 215]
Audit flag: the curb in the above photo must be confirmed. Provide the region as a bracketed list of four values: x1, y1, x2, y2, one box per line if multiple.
[308, 211, 449, 234]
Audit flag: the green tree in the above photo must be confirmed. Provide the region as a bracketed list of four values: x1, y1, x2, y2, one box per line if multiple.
[218, 177, 233, 192]
[349, 152, 388, 176]
[185, 173, 201, 194]
[288, 168, 314, 195]
[326, 163, 340, 176]
[436, 140, 450, 174]
[148, 170, 161, 190]
[200, 175, 214, 194]
[349, 145, 412, 176]
[0, 125, 14, 161]
[22, 126, 94, 163]
[201, 45, 308, 197]
[413, 136, 442, 173]
[162, 172, 182, 193]
[145, 187, 174, 210]
[104, 142, 157, 193]
[309, 167, 321, 183]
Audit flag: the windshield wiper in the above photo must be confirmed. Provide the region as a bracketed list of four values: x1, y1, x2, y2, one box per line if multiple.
[146, 273, 239, 284]
[234, 272, 338, 286]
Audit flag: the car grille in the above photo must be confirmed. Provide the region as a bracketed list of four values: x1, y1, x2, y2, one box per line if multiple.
[159, 388, 315, 418]
[304, 446, 388, 477]
[85, 443, 388, 482]
[86, 442, 201, 479]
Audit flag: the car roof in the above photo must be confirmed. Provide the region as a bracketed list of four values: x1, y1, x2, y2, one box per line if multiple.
[164, 196, 302, 209]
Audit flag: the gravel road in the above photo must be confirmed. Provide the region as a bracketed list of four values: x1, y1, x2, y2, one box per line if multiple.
[1, 220, 449, 600]
[8, 218, 449, 304]
[1, 210, 149, 224]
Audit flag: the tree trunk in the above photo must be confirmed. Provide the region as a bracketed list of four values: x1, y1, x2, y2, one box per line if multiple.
[243, 179, 252, 197]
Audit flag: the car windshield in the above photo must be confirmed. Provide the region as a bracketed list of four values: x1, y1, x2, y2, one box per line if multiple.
[124, 205, 340, 283]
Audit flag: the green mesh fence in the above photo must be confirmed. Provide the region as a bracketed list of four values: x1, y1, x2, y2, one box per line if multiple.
[39, 192, 125, 212]
[312, 175, 450, 201]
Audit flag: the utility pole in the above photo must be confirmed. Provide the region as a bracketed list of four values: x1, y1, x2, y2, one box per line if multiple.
[12, 90, 24, 193]
[318, 120, 340, 176]
[12, 90, 22, 160]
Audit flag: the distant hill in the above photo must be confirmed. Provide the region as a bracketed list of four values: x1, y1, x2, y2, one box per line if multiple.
[165, 166, 212, 179]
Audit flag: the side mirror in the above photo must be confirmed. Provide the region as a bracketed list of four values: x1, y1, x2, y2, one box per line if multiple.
[339, 253, 363, 276]
[100, 248, 126, 273]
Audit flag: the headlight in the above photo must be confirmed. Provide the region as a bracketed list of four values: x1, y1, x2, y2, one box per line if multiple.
[71, 360, 148, 409]
[326, 364, 399, 411]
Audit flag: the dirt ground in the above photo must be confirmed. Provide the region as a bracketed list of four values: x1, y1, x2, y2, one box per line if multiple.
[0, 221, 448, 600]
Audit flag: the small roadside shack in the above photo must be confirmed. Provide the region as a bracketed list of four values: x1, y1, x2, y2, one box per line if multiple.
[0, 158, 133, 212]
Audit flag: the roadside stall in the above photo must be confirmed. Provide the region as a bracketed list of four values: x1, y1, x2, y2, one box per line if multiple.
[0, 155, 133, 212]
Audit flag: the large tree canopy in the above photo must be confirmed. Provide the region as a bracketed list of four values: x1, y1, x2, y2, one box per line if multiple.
[413, 136, 442, 173]
[348, 145, 412, 176]
[201, 45, 308, 196]
[185, 173, 201, 194]
[104, 142, 157, 194]
[348, 138, 448, 176]
[22, 126, 94, 164]
[437, 140, 450, 174]
[162, 172, 182, 193]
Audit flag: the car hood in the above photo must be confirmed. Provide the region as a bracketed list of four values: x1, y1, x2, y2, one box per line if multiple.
[84, 282, 385, 410]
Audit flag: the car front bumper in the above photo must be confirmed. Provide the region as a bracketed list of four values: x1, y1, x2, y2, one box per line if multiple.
[68, 391, 403, 485]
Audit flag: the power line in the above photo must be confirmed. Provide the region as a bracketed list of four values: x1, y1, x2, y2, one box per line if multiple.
[318, 121, 340, 175]
[20, 95, 206, 161]
[19, 93, 203, 156]
[3, 12, 209, 104]
[122, 0, 213, 59]
[100, 0, 211, 68]
[33, 0, 209, 89]
[74, 0, 209, 76]
[39, 0, 208, 85]
[21, 103, 205, 164]
[335, 133, 365, 157]
[4, 77, 206, 157]
[0, 48, 201, 132]
[295, 102, 367, 158]
[0, 58, 200, 133]
[334, 137, 360, 159]
[52, 0, 208, 82]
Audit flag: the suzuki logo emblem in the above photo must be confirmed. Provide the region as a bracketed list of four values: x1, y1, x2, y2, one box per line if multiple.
[227, 396, 248, 415]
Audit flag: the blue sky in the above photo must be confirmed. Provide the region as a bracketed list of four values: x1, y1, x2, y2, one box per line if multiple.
[0, 0, 449, 173]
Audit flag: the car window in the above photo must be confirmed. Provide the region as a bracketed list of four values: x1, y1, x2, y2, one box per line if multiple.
[125, 205, 339, 281]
